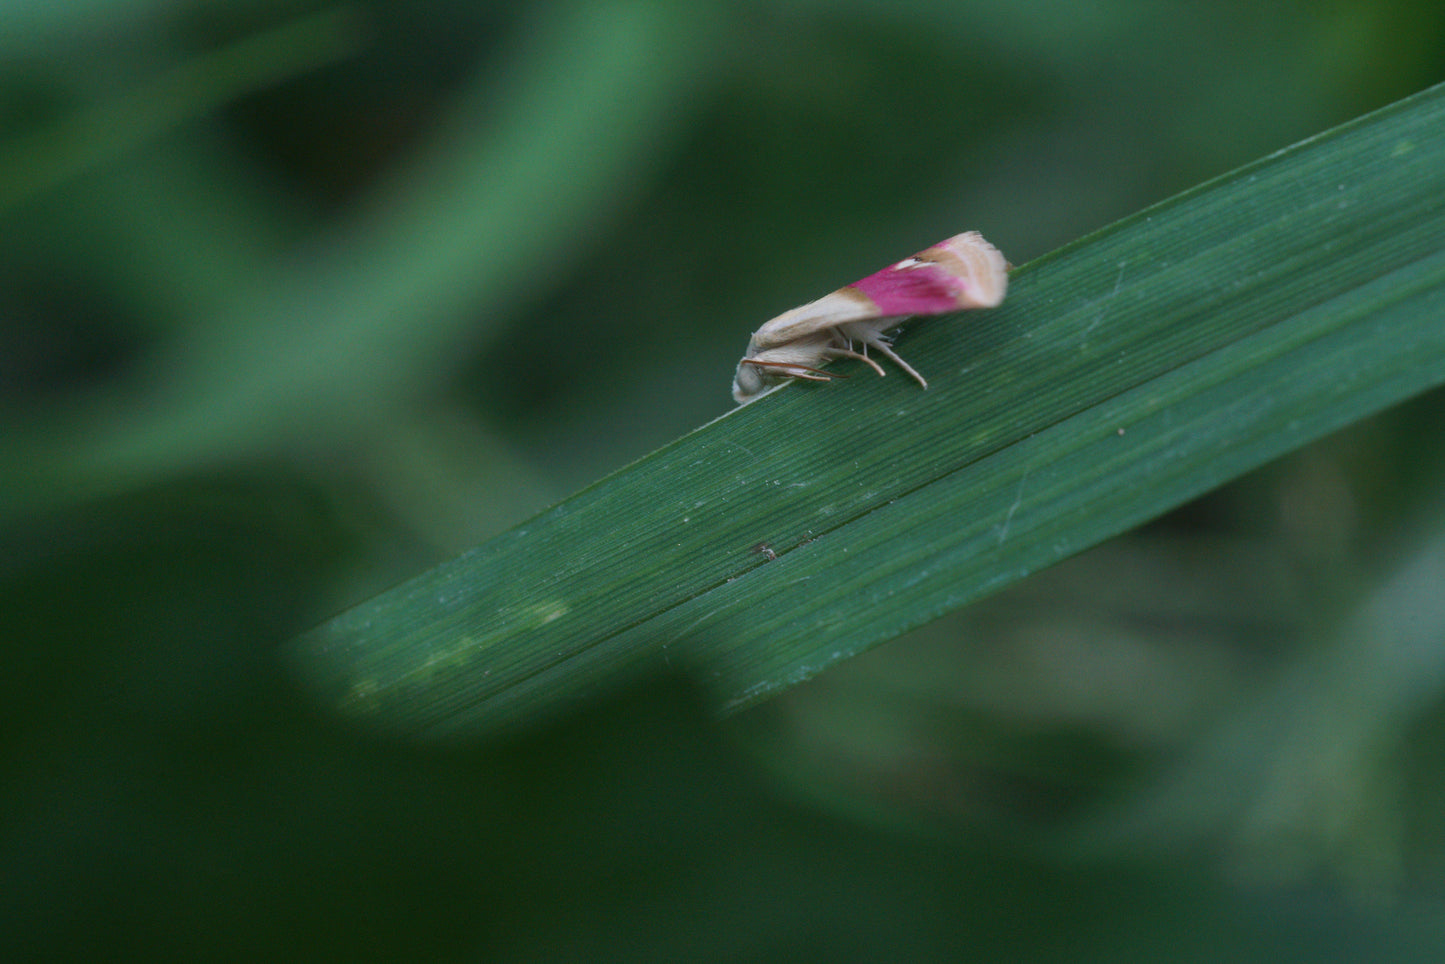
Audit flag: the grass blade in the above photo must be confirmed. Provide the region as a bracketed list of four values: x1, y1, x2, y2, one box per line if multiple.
[293, 81, 1445, 738]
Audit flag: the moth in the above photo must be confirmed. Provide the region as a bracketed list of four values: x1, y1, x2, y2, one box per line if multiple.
[732, 231, 1009, 404]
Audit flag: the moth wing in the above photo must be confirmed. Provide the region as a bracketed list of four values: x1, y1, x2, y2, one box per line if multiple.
[750, 232, 1007, 350]
[849, 232, 1009, 316]
[746, 289, 889, 350]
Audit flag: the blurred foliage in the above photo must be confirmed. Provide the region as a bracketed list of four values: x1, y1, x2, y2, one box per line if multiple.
[3, 0, 1445, 959]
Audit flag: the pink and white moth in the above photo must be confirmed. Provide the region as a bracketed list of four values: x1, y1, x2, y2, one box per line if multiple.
[732, 231, 1009, 404]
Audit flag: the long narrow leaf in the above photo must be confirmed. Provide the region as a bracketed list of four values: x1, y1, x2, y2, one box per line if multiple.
[294, 82, 1445, 739]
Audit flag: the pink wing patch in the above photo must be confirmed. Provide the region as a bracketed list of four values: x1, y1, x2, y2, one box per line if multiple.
[850, 261, 978, 316]
[849, 233, 1008, 317]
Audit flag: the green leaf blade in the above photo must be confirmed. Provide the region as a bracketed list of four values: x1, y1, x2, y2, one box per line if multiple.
[293, 81, 1445, 739]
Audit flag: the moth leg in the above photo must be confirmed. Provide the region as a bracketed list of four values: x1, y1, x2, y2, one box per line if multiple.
[822, 345, 888, 378]
[855, 330, 928, 389]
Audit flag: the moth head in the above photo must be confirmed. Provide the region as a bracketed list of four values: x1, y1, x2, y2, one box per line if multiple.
[733, 355, 838, 404]
[733, 334, 778, 403]
[734, 333, 841, 404]
[732, 358, 770, 404]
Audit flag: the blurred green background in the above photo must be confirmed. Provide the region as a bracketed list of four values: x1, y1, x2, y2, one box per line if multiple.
[4, 0, 1445, 959]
